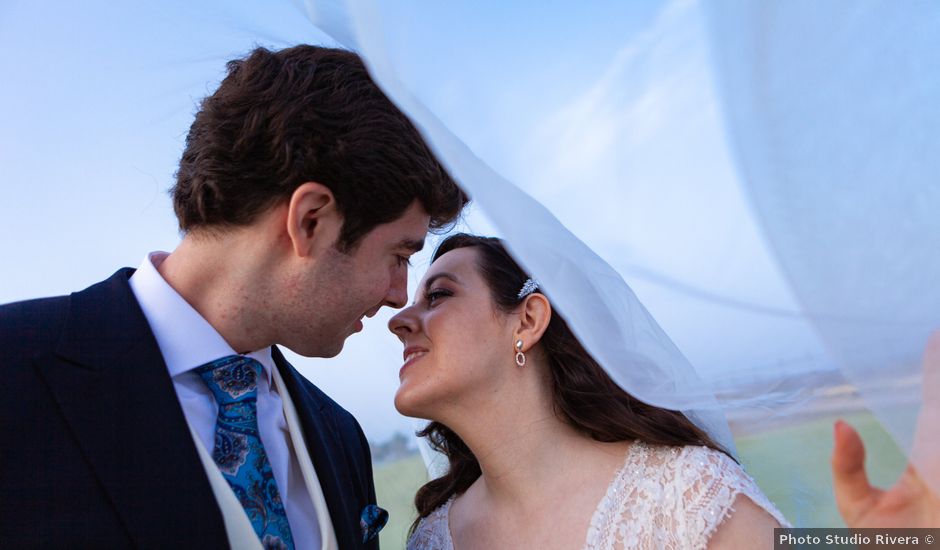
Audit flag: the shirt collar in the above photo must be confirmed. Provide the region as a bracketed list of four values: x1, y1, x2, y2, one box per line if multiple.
[128, 251, 274, 384]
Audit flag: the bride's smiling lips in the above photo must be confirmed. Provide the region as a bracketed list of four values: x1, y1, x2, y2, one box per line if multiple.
[400, 345, 429, 376]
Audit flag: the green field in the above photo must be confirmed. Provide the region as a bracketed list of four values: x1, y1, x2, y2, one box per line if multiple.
[373, 412, 906, 549]
[735, 411, 906, 528]
[375, 454, 429, 550]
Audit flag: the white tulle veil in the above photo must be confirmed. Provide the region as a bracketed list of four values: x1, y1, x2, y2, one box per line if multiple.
[2, 0, 938, 521]
[302, 0, 940, 486]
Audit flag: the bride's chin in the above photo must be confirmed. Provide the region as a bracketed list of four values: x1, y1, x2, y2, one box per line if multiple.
[393, 388, 421, 418]
[393, 404, 428, 420]
[394, 386, 437, 420]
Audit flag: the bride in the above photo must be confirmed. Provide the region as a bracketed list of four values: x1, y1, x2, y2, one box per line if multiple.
[389, 233, 788, 550]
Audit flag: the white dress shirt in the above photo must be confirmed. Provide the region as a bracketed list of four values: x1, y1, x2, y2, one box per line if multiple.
[129, 252, 321, 550]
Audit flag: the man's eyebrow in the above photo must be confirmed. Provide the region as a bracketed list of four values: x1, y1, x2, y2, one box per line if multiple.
[396, 238, 425, 253]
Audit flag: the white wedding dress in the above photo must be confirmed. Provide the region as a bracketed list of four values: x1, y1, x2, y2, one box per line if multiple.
[407, 442, 790, 550]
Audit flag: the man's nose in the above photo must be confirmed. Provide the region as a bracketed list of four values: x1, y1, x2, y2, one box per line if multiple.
[384, 267, 408, 309]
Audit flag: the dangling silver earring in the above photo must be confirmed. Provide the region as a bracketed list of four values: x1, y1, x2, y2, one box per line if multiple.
[515, 339, 526, 367]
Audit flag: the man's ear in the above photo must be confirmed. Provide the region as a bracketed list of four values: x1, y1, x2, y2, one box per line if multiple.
[285, 182, 342, 258]
[513, 294, 551, 353]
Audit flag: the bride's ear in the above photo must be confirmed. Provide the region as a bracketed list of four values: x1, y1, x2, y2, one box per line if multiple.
[514, 294, 551, 352]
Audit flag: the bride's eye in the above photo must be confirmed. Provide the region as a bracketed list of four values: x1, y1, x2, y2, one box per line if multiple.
[425, 288, 452, 306]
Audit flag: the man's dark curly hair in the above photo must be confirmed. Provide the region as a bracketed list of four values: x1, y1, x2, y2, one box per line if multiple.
[172, 45, 467, 251]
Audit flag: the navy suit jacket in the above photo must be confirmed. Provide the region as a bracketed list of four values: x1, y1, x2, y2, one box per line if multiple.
[0, 269, 380, 549]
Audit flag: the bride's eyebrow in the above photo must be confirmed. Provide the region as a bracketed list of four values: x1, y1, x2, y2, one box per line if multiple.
[410, 272, 462, 305]
[424, 272, 461, 290]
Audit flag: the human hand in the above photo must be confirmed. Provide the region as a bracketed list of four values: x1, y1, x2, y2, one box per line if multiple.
[831, 420, 940, 528]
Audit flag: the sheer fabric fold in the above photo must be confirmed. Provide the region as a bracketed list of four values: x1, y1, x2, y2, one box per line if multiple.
[4, 0, 938, 511]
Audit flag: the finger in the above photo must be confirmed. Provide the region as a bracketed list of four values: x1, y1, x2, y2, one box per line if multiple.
[923, 330, 940, 368]
[898, 461, 935, 501]
[912, 330, 940, 494]
[832, 420, 875, 510]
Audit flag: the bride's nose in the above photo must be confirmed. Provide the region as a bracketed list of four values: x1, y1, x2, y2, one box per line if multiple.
[388, 305, 418, 340]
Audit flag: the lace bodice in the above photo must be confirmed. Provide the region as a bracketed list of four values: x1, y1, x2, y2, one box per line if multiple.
[407, 442, 790, 550]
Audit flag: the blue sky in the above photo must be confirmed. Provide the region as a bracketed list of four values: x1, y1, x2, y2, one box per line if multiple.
[0, 0, 854, 440]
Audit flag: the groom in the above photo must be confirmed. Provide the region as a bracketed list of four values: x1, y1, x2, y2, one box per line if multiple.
[0, 46, 465, 549]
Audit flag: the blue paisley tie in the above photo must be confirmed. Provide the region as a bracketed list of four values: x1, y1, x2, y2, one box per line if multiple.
[195, 355, 295, 550]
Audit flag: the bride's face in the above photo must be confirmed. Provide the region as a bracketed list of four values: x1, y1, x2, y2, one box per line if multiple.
[388, 247, 514, 419]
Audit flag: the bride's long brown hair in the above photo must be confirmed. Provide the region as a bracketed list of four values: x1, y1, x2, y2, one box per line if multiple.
[410, 234, 730, 534]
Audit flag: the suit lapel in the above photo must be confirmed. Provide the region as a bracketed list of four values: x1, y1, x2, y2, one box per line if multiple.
[272, 347, 361, 550]
[34, 269, 228, 548]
